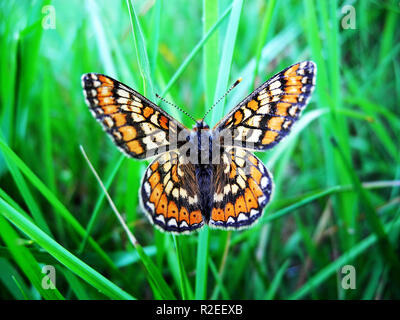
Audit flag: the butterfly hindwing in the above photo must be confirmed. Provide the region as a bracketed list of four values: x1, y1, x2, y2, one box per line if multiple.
[81, 73, 189, 159]
[209, 147, 273, 230]
[213, 61, 316, 151]
[140, 151, 204, 233]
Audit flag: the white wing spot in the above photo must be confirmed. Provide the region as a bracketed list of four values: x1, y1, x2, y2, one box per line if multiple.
[180, 221, 188, 228]
[117, 89, 130, 98]
[180, 188, 187, 198]
[214, 193, 224, 202]
[261, 177, 268, 188]
[188, 195, 198, 205]
[131, 113, 145, 122]
[271, 88, 282, 96]
[172, 188, 179, 198]
[167, 218, 178, 227]
[231, 184, 239, 194]
[146, 201, 155, 211]
[155, 215, 165, 224]
[250, 209, 259, 217]
[117, 97, 129, 104]
[269, 81, 281, 90]
[93, 80, 101, 88]
[144, 182, 151, 195]
[103, 116, 114, 128]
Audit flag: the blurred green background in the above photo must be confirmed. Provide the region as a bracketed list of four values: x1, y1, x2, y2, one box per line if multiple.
[0, 0, 399, 300]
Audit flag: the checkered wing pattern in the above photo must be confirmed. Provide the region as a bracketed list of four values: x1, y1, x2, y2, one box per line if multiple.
[213, 61, 316, 150]
[140, 151, 204, 233]
[81, 61, 317, 235]
[81, 73, 189, 159]
[210, 148, 273, 229]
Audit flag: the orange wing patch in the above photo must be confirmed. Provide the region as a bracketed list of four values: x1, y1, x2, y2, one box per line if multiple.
[143, 106, 154, 118]
[111, 113, 127, 126]
[159, 115, 169, 130]
[234, 110, 243, 125]
[247, 99, 259, 111]
[267, 117, 284, 131]
[224, 203, 235, 219]
[190, 210, 202, 225]
[284, 64, 299, 77]
[244, 187, 258, 211]
[276, 102, 291, 116]
[250, 165, 262, 184]
[98, 86, 113, 97]
[102, 105, 119, 114]
[149, 171, 161, 189]
[179, 207, 190, 224]
[282, 94, 298, 104]
[156, 194, 168, 215]
[261, 131, 278, 145]
[98, 74, 114, 85]
[127, 140, 144, 155]
[234, 196, 246, 216]
[211, 208, 225, 222]
[167, 201, 179, 220]
[119, 126, 137, 140]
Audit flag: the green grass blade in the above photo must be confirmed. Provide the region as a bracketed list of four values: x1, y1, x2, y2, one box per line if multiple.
[265, 260, 290, 299]
[202, 0, 219, 110]
[173, 235, 190, 299]
[195, 227, 210, 299]
[80, 145, 176, 300]
[0, 197, 135, 300]
[0, 137, 119, 272]
[332, 138, 400, 284]
[126, 0, 154, 98]
[0, 212, 64, 300]
[161, 3, 233, 98]
[0, 138, 52, 236]
[251, 0, 277, 87]
[209, 0, 243, 126]
[0, 258, 30, 299]
[78, 155, 125, 253]
[290, 216, 400, 299]
[134, 243, 177, 300]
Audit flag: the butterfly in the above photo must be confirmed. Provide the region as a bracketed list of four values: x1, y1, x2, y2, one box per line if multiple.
[81, 61, 316, 234]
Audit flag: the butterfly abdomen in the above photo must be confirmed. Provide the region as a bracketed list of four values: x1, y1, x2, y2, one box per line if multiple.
[195, 164, 213, 222]
[193, 120, 214, 221]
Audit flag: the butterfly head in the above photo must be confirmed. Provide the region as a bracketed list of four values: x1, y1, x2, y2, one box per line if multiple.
[193, 120, 209, 131]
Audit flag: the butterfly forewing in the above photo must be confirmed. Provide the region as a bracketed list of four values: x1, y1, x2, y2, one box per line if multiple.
[213, 61, 316, 151]
[81, 73, 189, 159]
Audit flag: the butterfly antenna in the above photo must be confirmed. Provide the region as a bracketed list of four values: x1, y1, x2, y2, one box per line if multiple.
[202, 77, 242, 121]
[155, 93, 197, 123]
